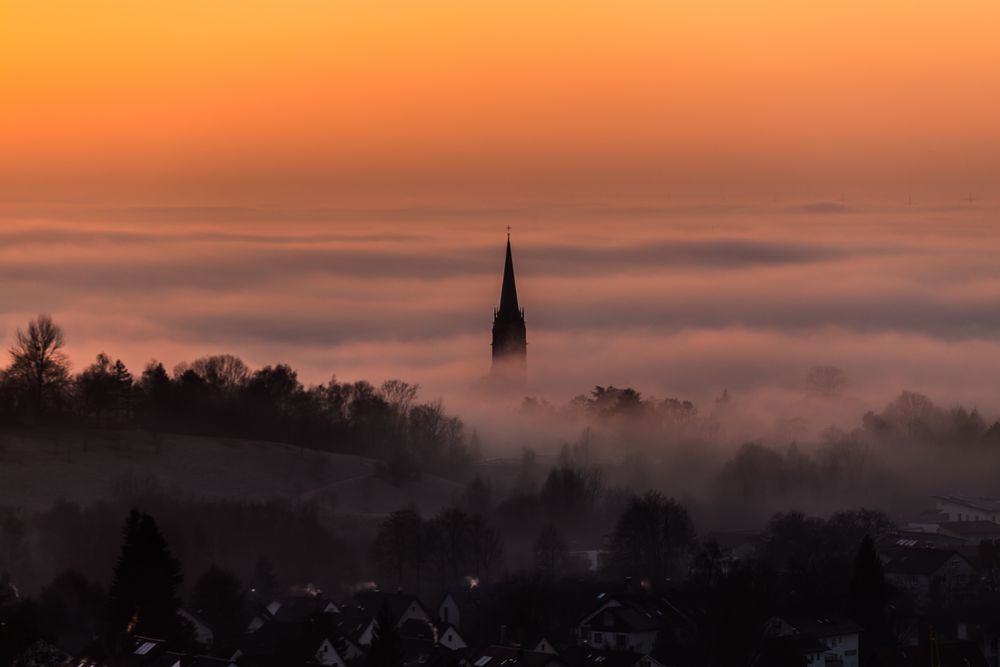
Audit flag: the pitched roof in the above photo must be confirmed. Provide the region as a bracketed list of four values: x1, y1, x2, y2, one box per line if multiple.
[579, 593, 690, 633]
[885, 549, 971, 576]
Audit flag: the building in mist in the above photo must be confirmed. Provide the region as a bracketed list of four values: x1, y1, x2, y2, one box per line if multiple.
[491, 233, 527, 378]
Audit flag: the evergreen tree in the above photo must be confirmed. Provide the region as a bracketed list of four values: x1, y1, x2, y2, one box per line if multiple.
[849, 535, 889, 651]
[107, 510, 184, 643]
[367, 601, 402, 667]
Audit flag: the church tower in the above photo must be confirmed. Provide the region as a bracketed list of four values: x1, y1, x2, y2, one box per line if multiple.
[491, 232, 526, 376]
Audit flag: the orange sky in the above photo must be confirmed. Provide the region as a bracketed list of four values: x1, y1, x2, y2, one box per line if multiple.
[2, 0, 998, 205]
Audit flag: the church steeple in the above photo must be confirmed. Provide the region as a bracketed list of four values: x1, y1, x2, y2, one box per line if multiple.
[498, 236, 520, 315]
[491, 230, 527, 376]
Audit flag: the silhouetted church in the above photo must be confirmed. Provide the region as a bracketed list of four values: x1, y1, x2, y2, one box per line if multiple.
[491, 233, 526, 377]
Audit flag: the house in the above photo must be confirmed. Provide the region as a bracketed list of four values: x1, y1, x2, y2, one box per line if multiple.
[771, 615, 862, 667]
[934, 496, 1000, 524]
[884, 549, 978, 609]
[576, 593, 690, 655]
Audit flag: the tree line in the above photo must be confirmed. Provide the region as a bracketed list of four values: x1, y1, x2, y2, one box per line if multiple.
[0, 315, 473, 481]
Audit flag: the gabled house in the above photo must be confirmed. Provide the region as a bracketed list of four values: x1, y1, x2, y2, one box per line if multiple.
[771, 615, 862, 667]
[575, 594, 690, 655]
[885, 549, 978, 609]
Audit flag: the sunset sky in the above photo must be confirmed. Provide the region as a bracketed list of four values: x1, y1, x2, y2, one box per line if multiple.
[3, 2, 1000, 433]
[3, 1, 998, 203]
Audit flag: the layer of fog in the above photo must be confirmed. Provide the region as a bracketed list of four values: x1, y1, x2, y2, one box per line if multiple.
[3, 201, 1000, 525]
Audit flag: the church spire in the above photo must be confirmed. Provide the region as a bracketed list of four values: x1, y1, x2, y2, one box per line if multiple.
[491, 230, 527, 375]
[498, 234, 520, 315]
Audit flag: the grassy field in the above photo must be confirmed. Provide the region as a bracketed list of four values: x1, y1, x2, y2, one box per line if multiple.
[0, 428, 460, 516]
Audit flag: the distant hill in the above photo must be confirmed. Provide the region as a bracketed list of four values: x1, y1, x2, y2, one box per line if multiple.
[0, 428, 459, 516]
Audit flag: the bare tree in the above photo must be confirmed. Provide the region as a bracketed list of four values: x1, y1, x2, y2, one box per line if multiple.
[190, 354, 249, 391]
[7, 314, 70, 421]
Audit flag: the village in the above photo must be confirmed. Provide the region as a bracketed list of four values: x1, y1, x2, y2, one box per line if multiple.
[29, 494, 997, 667]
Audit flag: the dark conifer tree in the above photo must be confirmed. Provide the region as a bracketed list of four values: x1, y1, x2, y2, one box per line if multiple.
[849, 534, 889, 652]
[367, 601, 402, 667]
[106, 510, 184, 643]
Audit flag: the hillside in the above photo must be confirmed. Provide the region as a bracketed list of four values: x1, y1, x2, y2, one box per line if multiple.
[0, 428, 456, 515]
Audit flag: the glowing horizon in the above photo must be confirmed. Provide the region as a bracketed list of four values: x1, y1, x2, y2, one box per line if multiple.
[2, 1, 997, 205]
